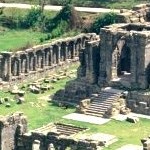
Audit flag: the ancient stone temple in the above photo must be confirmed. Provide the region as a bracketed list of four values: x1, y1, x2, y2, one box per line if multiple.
[99, 23, 150, 89]
[0, 33, 97, 88]
[53, 23, 150, 106]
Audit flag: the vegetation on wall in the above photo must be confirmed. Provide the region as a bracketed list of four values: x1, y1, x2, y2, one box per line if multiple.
[90, 12, 117, 34]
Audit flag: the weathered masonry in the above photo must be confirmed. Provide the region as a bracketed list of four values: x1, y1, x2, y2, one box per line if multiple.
[79, 23, 150, 89]
[53, 23, 150, 106]
[99, 23, 150, 89]
[0, 33, 97, 86]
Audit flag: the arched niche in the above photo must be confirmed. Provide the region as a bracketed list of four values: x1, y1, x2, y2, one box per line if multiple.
[68, 41, 74, 59]
[75, 38, 82, 56]
[44, 48, 50, 66]
[36, 50, 44, 68]
[53, 45, 59, 64]
[11, 57, 19, 76]
[60, 42, 66, 61]
[20, 54, 27, 73]
[111, 36, 131, 79]
[29, 53, 35, 71]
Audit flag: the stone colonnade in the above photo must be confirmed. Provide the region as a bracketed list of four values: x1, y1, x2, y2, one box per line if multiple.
[0, 33, 97, 83]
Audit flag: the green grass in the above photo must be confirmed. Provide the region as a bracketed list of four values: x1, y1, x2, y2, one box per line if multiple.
[0, 28, 81, 52]
[0, 63, 150, 149]
[0, 29, 49, 51]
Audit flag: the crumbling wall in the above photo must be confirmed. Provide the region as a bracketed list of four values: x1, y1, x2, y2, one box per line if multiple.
[0, 112, 27, 150]
[52, 38, 100, 105]
[127, 91, 150, 115]
[117, 4, 150, 23]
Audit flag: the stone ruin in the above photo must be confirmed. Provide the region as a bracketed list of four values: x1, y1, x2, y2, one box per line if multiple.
[0, 112, 27, 150]
[0, 112, 118, 150]
[53, 12, 150, 116]
[117, 3, 150, 23]
[53, 22, 150, 104]
[0, 33, 98, 89]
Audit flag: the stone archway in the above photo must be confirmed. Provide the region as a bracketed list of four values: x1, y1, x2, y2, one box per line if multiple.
[111, 37, 131, 79]
[117, 45, 131, 76]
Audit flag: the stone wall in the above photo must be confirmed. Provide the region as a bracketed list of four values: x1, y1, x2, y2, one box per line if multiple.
[117, 4, 150, 23]
[0, 112, 27, 150]
[0, 33, 97, 89]
[99, 23, 150, 89]
[52, 38, 100, 105]
[127, 91, 150, 115]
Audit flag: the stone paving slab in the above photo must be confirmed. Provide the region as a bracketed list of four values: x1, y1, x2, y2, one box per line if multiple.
[112, 113, 150, 121]
[117, 144, 142, 150]
[102, 87, 125, 94]
[63, 113, 110, 125]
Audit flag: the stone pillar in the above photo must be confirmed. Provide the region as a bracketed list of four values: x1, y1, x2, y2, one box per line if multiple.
[18, 58, 21, 75]
[0, 55, 2, 78]
[33, 53, 37, 71]
[52, 45, 57, 64]
[26, 54, 29, 73]
[64, 42, 68, 61]
[85, 41, 100, 84]
[45, 50, 49, 66]
[136, 33, 148, 89]
[49, 47, 53, 66]
[71, 42, 75, 59]
[57, 45, 61, 64]
[41, 51, 45, 68]
[98, 29, 112, 86]
[7, 54, 12, 80]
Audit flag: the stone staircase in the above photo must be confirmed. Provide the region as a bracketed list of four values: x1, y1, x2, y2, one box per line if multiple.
[32, 123, 87, 137]
[85, 88, 123, 117]
[55, 123, 87, 136]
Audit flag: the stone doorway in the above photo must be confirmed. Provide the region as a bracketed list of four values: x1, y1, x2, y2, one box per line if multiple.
[111, 37, 131, 87]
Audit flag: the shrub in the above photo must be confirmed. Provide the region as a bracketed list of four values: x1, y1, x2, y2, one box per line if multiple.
[21, 6, 42, 28]
[90, 12, 117, 34]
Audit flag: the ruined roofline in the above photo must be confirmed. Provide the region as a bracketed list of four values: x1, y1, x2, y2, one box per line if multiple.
[101, 23, 150, 37]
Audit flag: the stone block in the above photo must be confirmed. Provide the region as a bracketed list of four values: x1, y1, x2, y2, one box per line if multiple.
[126, 116, 139, 123]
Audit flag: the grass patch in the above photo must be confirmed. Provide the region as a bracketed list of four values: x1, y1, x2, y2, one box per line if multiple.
[0, 63, 150, 149]
[0, 29, 48, 51]
[0, 27, 80, 52]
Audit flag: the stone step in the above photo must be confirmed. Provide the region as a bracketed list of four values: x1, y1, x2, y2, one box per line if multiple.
[93, 98, 116, 102]
[85, 112, 103, 117]
[88, 105, 111, 109]
[56, 126, 83, 132]
[91, 101, 113, 105]
[56, 129, 77, 135]
[86, 108, 107, 114]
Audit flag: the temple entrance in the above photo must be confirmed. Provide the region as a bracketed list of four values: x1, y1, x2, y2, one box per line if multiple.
[111, 37, 131, 87]
[117, 45, 131, 76]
